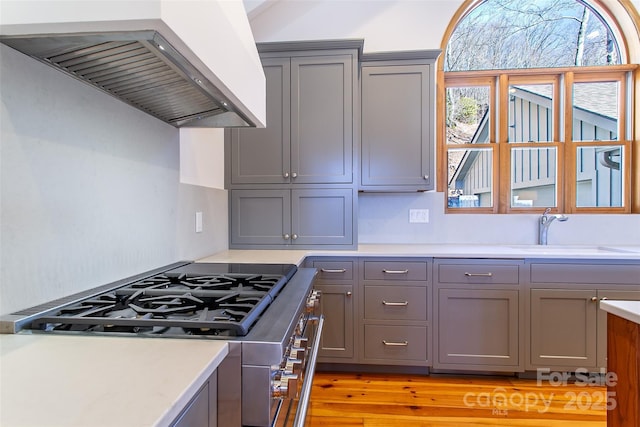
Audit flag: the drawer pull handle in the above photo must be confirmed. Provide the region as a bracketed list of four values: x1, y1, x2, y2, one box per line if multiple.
[383, 340, 408, 347]
[382, 301, 409, 307]
[320, 268, 347, 273]
[383, 269, 409, 274]
[464, 272, 493, 277]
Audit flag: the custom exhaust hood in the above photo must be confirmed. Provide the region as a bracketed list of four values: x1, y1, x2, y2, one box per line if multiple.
[0, 0, 266, 128]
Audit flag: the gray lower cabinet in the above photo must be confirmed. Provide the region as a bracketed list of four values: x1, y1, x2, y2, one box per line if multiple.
[360, 258, 431, 366]
[171, 370, 217, 427]
[433, 259, 525, 372]
[527, 260, 640, 371]
[529, 289, 640, 371]
[230, 188, 354, 249]
[529, 288, 598, 370]
[307, 258, 357, 362]
[360, 51, 440, 191]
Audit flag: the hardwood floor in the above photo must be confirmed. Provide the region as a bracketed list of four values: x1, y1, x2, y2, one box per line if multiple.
[307, 372, 607, 427]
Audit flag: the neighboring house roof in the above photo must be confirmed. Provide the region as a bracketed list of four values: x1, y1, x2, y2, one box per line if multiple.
[517, 82, 618, 120]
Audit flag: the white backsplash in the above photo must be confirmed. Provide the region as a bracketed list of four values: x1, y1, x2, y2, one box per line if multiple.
[0, 44, 228, 315]
[358, 192, 640, 246]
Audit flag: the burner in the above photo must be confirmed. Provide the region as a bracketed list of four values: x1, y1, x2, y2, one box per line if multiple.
[29, 263, 297, 337]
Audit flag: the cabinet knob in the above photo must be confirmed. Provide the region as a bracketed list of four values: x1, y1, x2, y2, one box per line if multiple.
[291, 234, 298, 240]
[346, 291, 352, 296]
[601, 297, 608, 301]
[283, 172, 290, 178]
[283, 234, 291, 240]
[291, 172, 298, 178]
[424, 175, 429, 180]
[590, 296, 598, 302]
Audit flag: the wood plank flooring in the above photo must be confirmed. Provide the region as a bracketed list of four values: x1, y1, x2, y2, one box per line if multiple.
[307, 372, 608, 427]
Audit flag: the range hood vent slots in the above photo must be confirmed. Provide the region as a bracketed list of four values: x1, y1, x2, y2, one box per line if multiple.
[1, 30, 255, 128]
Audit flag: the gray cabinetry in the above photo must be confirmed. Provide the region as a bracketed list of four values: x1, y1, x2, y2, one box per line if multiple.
[359, 258, 431, 366]
[360, 51, 440, 191]
[227, 57, 290, 185]
[433, 259, 524, 372]
[227, 43, 360, 186]
[230, 188, 354, 248]
[306, 258, 357, 362]
[171, 370, 217, 427]
[527, 260, 640, 371]
[226, 40, 361, 249]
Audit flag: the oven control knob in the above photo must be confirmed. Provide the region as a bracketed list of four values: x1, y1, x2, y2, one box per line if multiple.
[272, 373, 299, 399]
[306, 292, 320, 312]
[285, 358, 303, 374]
[289, 347, 306, 361]
[293, 337, 308, 348]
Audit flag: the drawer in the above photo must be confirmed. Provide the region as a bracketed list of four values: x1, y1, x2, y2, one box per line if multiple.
[312, 260, 354, 281]
[364, 285, 427, 321]
[363, 261, 428, 281]
[437, 263, 520, 284]
[530, 262, 640, 285]
[364, 325, 427, 361]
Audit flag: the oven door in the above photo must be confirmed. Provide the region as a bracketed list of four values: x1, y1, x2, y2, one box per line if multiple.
[273, 314, 324, 427]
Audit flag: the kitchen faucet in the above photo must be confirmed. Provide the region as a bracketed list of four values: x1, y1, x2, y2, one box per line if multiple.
[538, 208, 568, 245]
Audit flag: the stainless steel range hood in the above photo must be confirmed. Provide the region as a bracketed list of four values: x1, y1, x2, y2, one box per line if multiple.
[0, 0, 266, 128]
[1, 31, 255, 127]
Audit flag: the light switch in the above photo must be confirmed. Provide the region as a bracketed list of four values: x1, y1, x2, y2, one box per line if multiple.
[409, 209, 429, 223]
[195, 211, 203, 232]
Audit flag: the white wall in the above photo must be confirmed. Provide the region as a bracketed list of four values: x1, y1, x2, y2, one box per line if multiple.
[248, 0, 640, 246]
[0, 45, 228, 315]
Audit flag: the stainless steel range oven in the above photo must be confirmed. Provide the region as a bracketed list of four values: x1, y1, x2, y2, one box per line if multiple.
[0, 261, 323, 427]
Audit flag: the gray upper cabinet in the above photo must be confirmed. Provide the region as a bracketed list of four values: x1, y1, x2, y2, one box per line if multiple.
[227, 42, 360, 186]
[227, 58, 291, 185]
[290, 55, 354, 184]
[360, 51, 440, 192]
[230, 188, 354, 248]
[226, 40, 361, 250]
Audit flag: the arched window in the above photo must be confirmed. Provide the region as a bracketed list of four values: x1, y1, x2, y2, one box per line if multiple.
[438, 0, 637, 214]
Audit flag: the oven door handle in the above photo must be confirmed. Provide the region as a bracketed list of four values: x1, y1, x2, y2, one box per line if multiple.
[292, 314, 324, 427]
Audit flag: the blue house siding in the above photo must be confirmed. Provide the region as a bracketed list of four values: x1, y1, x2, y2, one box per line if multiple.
[451, 85, 621, 208]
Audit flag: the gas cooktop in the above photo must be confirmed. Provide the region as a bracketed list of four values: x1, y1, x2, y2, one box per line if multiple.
[27, 263, 298, 337]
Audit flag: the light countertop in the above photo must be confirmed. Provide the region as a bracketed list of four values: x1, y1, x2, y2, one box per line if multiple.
[600, 300, 640, 325]
[196, 244, 640, 265]
[0, 333, 228, 427]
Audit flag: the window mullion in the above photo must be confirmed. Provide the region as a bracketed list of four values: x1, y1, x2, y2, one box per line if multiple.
[498, 74, 510, 213]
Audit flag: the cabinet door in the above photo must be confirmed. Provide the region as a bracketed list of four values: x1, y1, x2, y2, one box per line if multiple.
[291, 188, 353, 246]
[436, 288, 520, 370]
[315, 283, 354, 360]
[529, 289, 597, 370]
[361, 64, 432, 190]
[228, 57, 291, 185]
[229, 189, 291, 246]
[171, 370, 217, 427]
[596, 289, 640, 369]
[291, 55, 353, 184]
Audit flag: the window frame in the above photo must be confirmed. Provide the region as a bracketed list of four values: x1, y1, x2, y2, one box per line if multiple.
[439, 65, 637, 214]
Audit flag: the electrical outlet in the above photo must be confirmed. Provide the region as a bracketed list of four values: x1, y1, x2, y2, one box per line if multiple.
[195, 211, 203, 233]
[409, 209, 429, 223]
